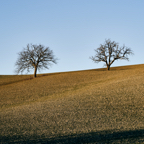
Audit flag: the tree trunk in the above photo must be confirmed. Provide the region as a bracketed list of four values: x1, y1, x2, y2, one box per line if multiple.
[107, 65, 110, 70]
[34, 66, 37, 78]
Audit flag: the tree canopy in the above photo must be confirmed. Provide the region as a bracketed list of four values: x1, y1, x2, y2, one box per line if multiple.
[15, 44, 57, 77]
[90, 39, 133, 70]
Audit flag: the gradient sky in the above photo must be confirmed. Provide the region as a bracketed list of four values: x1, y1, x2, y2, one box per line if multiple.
[0, 0, 144, 75]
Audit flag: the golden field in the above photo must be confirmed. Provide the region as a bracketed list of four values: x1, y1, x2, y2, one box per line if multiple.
[0, 64, 144, 143]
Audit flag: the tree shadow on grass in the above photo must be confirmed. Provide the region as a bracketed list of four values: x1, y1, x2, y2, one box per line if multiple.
[1, 129, 144, 144]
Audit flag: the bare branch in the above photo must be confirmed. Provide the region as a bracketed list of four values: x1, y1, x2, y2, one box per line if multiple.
[15, 44, 58, 77]
[90, 39, 134, 70]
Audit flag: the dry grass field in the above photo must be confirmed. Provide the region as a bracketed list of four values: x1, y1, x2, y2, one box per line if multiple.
[0, 64, 144, 143]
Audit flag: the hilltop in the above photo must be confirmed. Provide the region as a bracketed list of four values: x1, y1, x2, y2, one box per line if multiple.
[0, 64, 144, 143]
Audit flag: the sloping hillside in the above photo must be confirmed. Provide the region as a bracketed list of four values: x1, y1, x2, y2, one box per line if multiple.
[0, 64, 144, 143]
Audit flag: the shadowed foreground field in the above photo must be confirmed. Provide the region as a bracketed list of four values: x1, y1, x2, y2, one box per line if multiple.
[0, 64, 144, 143]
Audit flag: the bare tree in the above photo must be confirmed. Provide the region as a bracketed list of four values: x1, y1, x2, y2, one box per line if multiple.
[15, 44, 57, 77]
[90, 39, 133, 70]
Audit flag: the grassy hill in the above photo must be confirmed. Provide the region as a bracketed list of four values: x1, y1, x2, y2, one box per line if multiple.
[0, 64, 144, 143]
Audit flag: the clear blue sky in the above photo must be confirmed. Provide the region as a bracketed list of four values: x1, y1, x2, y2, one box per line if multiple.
[0, 0, 144, 75]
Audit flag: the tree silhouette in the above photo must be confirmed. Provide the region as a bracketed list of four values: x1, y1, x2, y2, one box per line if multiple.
[90, 39, 133, 70]
[15, 44, 57, 77]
